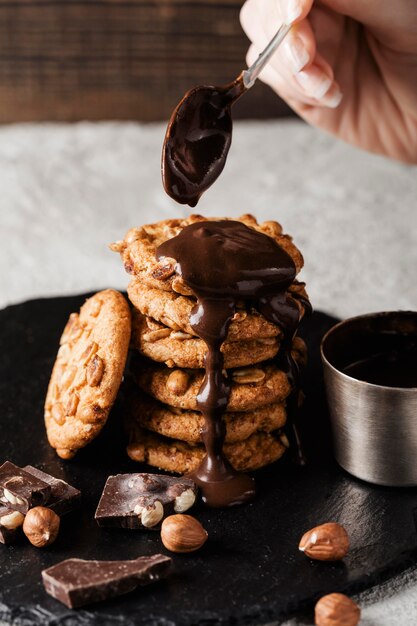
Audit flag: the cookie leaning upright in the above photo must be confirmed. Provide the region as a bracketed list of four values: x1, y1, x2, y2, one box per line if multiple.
[44, 290, 131, 460]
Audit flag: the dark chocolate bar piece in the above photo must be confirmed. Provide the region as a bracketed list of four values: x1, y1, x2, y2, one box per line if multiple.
[95, 473, 197, 529]
[23, 466, 81, 516]
[42, 554, 172, 608]
[0, 461, 51, 513]
[0, 506, 23, 545]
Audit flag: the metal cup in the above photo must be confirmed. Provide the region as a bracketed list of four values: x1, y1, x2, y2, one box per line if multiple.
[321, 311, 417, 486]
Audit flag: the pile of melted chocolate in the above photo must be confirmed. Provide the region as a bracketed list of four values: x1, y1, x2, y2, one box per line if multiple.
[156, 220, 307, 507]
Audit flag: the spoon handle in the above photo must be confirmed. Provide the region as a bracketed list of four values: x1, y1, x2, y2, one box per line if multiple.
[242, 23, 291, 89]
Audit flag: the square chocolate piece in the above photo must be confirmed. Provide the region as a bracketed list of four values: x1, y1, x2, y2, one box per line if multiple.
[0, 461, 51, 513]
[23, 466, 81, 516]
[95, 473, 197, 529]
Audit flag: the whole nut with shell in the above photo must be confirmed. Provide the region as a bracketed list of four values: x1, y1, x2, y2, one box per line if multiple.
[23, 506, 60, 547]
[315, 593, 360, 626]
[161, 514, 208, 553]
[299, 522, 349, 561]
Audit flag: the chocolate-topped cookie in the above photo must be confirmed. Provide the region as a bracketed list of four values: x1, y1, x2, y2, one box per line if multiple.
[110, 214, 304, 294]
[44, 290, 131, 459]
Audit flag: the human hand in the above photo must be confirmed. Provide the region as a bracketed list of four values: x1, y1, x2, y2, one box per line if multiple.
[240, 0, 417, 163]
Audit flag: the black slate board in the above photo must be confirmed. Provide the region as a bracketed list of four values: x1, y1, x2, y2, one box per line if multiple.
[1, 294, 417, 626]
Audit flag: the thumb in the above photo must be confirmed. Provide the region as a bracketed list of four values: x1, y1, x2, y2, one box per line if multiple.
[278, 0, 314, 24]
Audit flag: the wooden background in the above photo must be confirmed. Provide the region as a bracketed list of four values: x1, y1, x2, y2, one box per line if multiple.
[0, 0, 291, 123]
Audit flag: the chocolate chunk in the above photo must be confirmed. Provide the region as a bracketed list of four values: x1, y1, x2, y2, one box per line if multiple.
[95, 473, 197, 529]
[0, 461, 51, 513]
[23, 466, 81, 516]
[0, 506, 23, 545]
[42, 554, 172, 608]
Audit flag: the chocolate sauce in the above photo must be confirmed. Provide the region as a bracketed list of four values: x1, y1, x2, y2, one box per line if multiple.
[162, 75, 246, 207]
[156, 220, 304, 507]
[344, 344, 417, 388]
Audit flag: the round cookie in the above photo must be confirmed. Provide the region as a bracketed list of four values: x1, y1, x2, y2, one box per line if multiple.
[44, 290, 131, 459]
[132, 310, 281, 369]
[110, 214, 304, 295]
[131, 360, 293, 412]
[127, 280, 282, 341]
[127, 390, 287, 444]
[126, 427, 288, 474]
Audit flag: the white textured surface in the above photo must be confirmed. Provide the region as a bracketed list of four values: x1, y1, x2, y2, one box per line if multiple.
[0, 120, 417, 624]
[1, 120, 416, 316]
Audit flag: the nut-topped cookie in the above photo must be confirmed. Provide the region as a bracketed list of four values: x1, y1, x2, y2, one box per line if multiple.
[110, 214, 304, 294]
[44, 290, 131, 459]
[131, 338, 306, 412]
[126, 427, 288, 474]
[127, 388, 287, 444]
[128, 280, 309, 341]
[132, 310, 281, 369]
[128, 281, 282, 341]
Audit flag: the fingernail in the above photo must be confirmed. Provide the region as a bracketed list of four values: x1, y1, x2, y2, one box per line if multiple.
[282, 36, 309, 73]
[283, 0, 303, 24]
[296, 69, 332, 99]
[325, 90, 343, 108]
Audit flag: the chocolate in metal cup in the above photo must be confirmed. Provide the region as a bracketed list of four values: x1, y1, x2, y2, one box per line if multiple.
[320, 311, 417, 486]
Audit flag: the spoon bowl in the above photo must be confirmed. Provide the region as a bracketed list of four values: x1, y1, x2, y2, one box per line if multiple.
[162, 77, 245, 207]
[161, 22, 291, 206]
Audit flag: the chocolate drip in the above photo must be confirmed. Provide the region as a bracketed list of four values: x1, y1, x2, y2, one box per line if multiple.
[157, 220, 304, 507]
[259, 292, 307, 465]
[162, 75, 246, 207]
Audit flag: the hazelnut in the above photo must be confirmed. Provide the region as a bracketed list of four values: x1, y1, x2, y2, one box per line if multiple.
[299, 523, 349, 561]
[56, 448, 76, 460]
[315, 593, 360, 626]
[23, 507, 60, 547]
[161, 514, 208, 553]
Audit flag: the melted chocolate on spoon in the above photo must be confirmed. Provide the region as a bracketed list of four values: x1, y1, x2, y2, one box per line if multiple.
[162, 75, 246, 207]
[156, 220, 305, 507]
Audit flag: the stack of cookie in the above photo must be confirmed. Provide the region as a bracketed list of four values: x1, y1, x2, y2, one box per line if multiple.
[112, 214, 309, 475]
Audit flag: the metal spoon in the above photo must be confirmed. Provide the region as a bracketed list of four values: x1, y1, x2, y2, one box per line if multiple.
[243, 22, 291, 89]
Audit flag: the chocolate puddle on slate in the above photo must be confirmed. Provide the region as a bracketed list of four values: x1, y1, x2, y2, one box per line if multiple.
[161, 75, 246, 207]
[156, 220, 309, 507]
